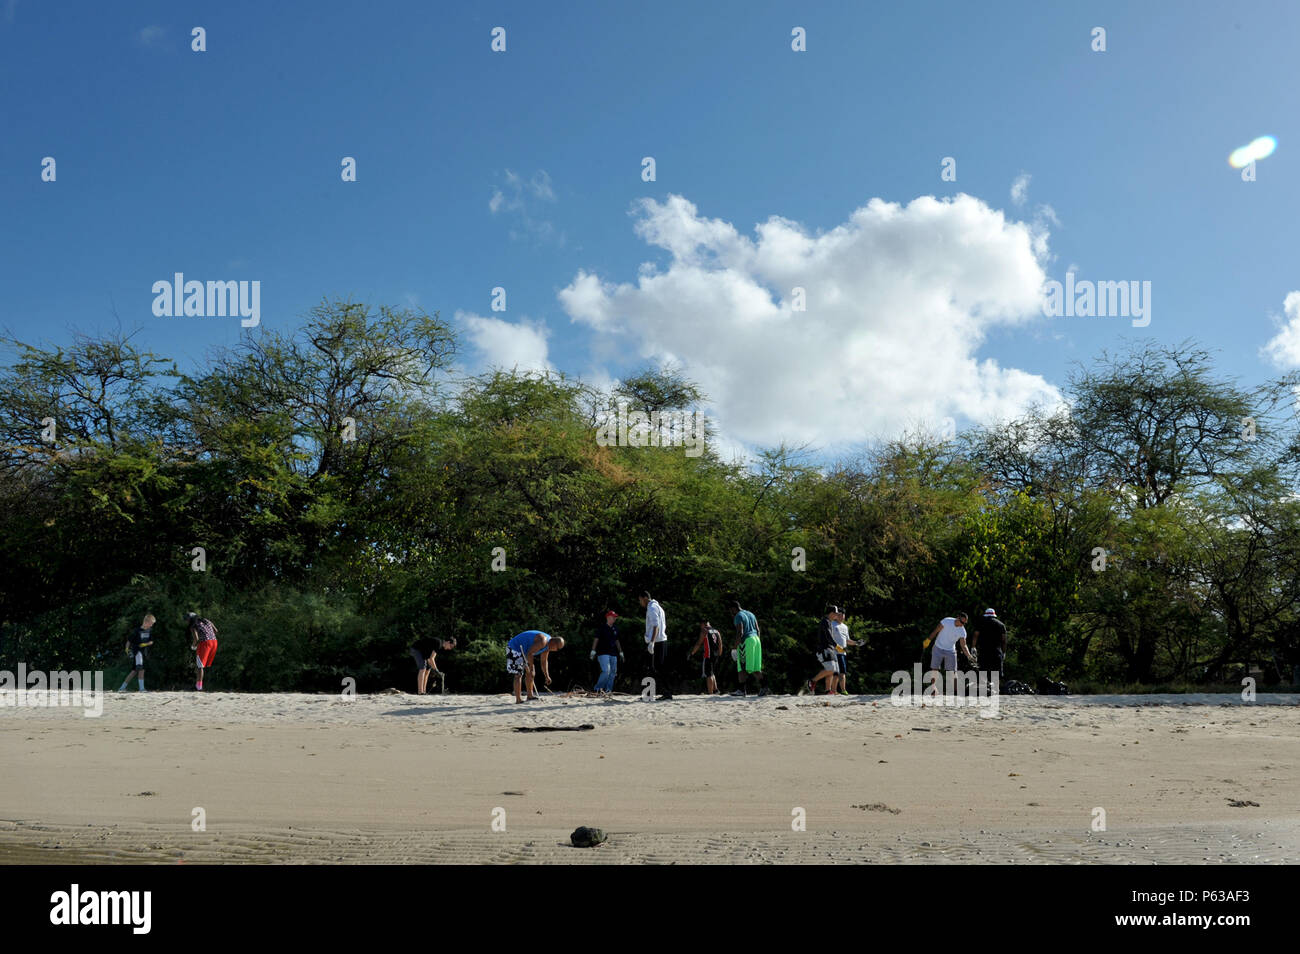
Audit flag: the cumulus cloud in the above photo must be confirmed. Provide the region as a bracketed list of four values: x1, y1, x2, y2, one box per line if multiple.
[457, 311, 553, 374]
[1261, 291, 1300, 367]
[559, 193, 1062, 450]
[1011, 173, 1031, 206]
[489, 169, 562, 245]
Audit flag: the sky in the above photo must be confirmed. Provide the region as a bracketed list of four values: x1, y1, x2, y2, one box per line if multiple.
[2, 0, 1298, 461]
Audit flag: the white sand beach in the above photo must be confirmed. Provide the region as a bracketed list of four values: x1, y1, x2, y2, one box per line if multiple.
[2, 690, 1297, 864]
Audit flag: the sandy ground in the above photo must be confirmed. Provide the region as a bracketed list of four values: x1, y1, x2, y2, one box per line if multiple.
[2, 688, 1297, 864]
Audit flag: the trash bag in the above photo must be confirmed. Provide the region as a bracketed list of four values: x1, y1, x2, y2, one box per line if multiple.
[1036, 678, 1068, 695]
[570, 826, 608, 848]
[1003, 679, 1035, 695]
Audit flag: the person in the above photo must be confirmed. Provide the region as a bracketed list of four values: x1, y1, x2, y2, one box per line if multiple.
[590, 610, 624, 693]
[118, 613, 155, 692]
[969, 608, 1007, 680]
[801, 605, 841, 695]
[688, 620, 723, 694]
[832, 610, 861, 695]
[638, 592, 672, 700]
[729, 600, 764, 696]
[506, 630, 566, 704]
[187, 612, 219, 691]
[410, 634, 457, 694]
[924, 612, 976, 675]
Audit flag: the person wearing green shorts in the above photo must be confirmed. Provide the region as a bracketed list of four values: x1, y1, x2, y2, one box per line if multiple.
[729, 600, 765, 696]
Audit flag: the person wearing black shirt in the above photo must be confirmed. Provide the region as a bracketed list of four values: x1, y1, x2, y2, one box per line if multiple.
[799, 605, 842, 696]
[970, 608, 1007, 680]
[590, 610, 624, 693]
[410, 635, 457, 694]
[118, 613, 155, 692]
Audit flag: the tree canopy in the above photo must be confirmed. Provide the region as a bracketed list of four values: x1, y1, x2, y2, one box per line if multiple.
[2, 305, 1297, 692]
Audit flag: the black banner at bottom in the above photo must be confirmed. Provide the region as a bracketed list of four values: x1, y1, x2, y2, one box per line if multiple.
[10, 863, 1282, 942]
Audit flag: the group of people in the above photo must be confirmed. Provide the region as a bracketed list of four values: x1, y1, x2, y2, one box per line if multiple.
[507, 600, 1010, 701]
[116, 611, 220, 692]
[492, 592, 772, 702]
[124, 600, 1007, 700]
[588, 594, 772, 700]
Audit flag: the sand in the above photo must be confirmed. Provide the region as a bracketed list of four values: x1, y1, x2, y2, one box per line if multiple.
[2, 689, 1297, 864]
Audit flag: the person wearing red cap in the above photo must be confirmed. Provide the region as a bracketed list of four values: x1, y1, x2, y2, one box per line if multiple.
[590, 610, 624, 693]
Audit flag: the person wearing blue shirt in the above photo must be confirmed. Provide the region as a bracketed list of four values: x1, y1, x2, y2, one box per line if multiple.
[729, 600, 765, 696]
[506, 630, 566, 703]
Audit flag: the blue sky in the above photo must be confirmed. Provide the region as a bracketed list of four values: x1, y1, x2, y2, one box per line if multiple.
[2, 0, 1298, 456]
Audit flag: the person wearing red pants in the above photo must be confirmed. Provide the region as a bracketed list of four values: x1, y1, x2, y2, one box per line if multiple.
[186, 612, 219, 691]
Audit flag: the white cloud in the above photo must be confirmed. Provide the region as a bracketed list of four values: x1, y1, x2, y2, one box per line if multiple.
[489, 169, 561, 245]
[1261, 291, 1300, 367]
[457, 311, 553, 374]
[559, 193, 1063, 450]
[137, 25, 166, 47]
[1011, 173, 1031, 206]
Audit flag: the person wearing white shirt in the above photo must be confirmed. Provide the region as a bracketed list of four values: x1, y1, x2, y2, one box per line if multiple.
[832, 611, 860, 695]
[924, 613, 975, 672]
[638, 591, 672, 700]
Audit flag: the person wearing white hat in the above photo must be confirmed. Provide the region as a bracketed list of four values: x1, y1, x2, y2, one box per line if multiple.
[969, 608, 1007, 679]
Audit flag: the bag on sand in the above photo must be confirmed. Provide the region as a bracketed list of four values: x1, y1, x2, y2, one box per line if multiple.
[570, 826, 607, 848]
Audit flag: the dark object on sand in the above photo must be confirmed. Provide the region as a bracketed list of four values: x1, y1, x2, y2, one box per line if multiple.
[1036, 678, 1068, 695]
[570, 826, 608, 847]
[514, 724, 596, 733]
[1003, 680, 1035, 695]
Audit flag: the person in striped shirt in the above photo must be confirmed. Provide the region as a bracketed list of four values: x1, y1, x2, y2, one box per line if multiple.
[186, 612, 219, 692]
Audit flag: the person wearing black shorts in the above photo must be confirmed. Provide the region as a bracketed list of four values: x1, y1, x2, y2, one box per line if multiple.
[410, 635, 457, 694]
[688, 621, 723, 694]
[118, 613, 155, 692]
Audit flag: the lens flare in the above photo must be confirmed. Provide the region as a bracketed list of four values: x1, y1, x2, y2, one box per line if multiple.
[1229, 135, 1277, 168]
